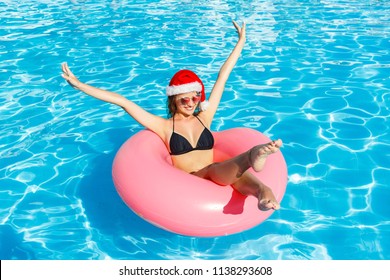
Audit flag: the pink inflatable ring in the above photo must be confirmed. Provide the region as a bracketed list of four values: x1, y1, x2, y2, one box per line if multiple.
[112, 127, 287, 237]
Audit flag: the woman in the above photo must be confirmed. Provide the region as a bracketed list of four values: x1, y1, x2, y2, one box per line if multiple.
[61, 21, 283, 211]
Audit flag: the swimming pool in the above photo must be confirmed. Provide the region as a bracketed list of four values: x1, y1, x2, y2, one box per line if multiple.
[0, 0, 389, 260]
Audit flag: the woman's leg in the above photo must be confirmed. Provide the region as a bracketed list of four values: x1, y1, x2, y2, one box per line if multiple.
[232, 171, 280, 210]
[193, 139, 282, 186]
[192, 139, 282, 211]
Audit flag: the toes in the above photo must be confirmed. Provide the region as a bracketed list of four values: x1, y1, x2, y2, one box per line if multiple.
[268, 140, 282, 152]
[259, 199, 280, 211]
[273, 202, 280, 210]
[259, 199, 272, 211]
[260, 146, 270, 154]
[274, 139, 283, 147]
[261, 143, 277, 155]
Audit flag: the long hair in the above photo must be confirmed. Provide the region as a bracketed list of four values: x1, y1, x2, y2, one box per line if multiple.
[167, 96, 177, 118]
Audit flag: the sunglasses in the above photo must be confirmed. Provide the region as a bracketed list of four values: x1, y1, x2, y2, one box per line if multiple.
[178, 93, 201, 106]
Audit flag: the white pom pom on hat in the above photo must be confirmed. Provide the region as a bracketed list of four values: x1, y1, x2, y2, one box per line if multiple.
[166, 69, 208, 111]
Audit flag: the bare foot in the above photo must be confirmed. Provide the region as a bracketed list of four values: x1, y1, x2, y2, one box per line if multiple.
[258, 186, 280, 211]
[249, 139, 282, 172]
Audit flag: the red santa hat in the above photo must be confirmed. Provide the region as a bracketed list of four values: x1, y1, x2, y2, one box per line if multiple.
[166, 69, 209, 111]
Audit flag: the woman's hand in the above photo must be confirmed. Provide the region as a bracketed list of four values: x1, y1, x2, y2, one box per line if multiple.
[232, 20, 246, 42]
[201, 20, 246, 122]
[61, 62, 81, 89]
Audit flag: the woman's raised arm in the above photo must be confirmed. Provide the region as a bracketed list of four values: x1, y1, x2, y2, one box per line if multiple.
[61, 63, 168, 139]
[202, 21, 246, 123]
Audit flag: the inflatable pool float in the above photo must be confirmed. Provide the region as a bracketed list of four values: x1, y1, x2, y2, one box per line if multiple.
[112, 127, 287, 237]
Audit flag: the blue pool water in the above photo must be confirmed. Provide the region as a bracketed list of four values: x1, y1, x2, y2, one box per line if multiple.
[1, 0, 389, 260]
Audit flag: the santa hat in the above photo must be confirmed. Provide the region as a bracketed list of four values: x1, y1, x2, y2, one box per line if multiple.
[166, 69, 209, 111]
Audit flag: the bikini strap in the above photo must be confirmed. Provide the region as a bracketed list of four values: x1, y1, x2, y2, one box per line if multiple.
[195, 115, 207, 128]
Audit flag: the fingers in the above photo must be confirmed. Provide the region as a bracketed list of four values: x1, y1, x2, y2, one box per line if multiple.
[61, 64, 69, 80]
[61, 63, 81, 88]
[62, 62, 71, 75]
[61, 62, 67, 75]
[232, 20, 246, 41]
[61, 62, 68, 74]
[232, 20, 245, 30]
[61, 62, 74, 79]
[61, 62, 75, 86]
[232, 20, 240, 31]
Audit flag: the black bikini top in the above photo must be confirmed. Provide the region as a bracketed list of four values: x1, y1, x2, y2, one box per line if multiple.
[169, 116, 214, 156]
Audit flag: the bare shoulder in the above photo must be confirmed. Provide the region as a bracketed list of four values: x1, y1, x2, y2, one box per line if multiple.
[151, 117, 172, 140]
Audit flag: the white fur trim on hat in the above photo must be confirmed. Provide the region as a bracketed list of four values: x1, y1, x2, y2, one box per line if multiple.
[199, 100, 209, 111]
[166, 81, 202, 96]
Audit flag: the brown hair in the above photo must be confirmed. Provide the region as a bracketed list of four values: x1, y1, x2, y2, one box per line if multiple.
[167, 96, 177, 118]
